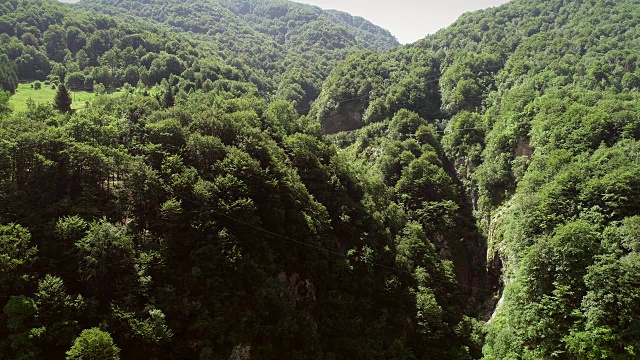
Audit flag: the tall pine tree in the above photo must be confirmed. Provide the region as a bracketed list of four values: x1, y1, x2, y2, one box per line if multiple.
[0, 55, 18, 94]
[54, 84, 72, 114]
[163, 85, 175, 108]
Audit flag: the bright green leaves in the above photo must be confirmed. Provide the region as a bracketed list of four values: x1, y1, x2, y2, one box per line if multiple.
[111, 306, 173, 347]
[440, 52, 501, 115]
[75, 220, 135, 303]
[519, 221, 600, 305]
[145, 118, 185, 153]
[3, 275, 84, 359]
[584, 255, 640, 353]
[66, 328, 120, 360]
[396, 154, 453, 211]
[0, 224, 37, 297]
[442, 111, 485, 163]
[395, 221, 438, 273]
[415, 284, 444, 336]
[316, 50, 441, 132]
[564, 222, 640, 359]
[35, 275, 85, 353]
[388, 109, 429, 141]
[263, 100, 299, 139]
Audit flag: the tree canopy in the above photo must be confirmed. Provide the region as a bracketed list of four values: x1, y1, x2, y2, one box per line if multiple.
[2, 0, 640, 358]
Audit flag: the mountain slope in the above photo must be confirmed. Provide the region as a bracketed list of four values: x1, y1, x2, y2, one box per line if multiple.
[0, 88, 478, 359]
[0, 0, 248, 94]
[316, 0, 640, 358]
[5, 0, 640, 358]
[0, 1, 484, 359]
[75, 0, 399, 111]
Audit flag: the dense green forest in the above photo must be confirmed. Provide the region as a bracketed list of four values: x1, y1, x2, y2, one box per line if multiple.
[3, 0, 640, 358]
[0, 0, 479, 359]
[315, 0, 640, 358]
[0, 0, 397, 112]
[75, 0, 399, 113]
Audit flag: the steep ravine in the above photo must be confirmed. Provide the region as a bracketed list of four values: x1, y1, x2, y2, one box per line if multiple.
[439, 147, 503, 317]
[327, 113, 504, 319]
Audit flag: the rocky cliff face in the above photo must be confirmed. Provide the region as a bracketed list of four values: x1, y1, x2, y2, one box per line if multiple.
[321, 101, 365, 134]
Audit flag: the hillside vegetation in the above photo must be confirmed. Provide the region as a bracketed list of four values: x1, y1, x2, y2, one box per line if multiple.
[0, 0, 480, 359]
[315, 0, 640, 358]
[0, 0, 397, 114]
[76, 0, 399, 112]
[2, 0, 640, 359]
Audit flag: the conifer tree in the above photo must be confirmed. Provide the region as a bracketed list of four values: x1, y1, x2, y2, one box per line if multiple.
[163, 85, 175, 108]
[54, 84, 72, 113]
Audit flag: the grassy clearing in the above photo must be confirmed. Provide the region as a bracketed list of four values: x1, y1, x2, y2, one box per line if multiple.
[9, 82, 123, 112]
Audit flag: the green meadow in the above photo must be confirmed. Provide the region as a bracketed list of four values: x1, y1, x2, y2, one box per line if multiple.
[9, 82, 115, 112]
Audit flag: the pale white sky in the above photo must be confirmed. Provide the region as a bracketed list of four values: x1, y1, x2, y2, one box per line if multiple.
[296, 0, 512, 44]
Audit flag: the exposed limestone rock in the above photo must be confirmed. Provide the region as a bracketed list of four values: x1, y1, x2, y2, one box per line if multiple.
[229, 344, 251, 360]
[321, 101, 365, 134]
[515, 137, 534, 158]
[277, 272, 317, 307]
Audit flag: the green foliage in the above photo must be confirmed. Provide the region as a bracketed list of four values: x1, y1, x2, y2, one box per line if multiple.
[0, 80, 480, 358]
[0, 88, 10, 116]
[312, 0, 640, 358]
[66, 72, 86, 91]
[0, 224, 37, 299]
[71, 0, 398, 111]
[327, 104, 493, 357]
[7, 0, 640, 357]
[66, 328, 120, 360]
[3, 296, 39, 360]
[35, 275, 84, 355]
[162, 86, 174, 109]
[263, 99, 299, 138]
[75, 220, 135, 303]
[314, 50, 441, 132]
[0, 54, 18, 93]
[111, 305, 173, 348]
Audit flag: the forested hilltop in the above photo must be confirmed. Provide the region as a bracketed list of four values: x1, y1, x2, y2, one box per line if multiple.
[0, 0, 398, 113]
[315, 0, 640, 358]
[75, 0, 399, 112]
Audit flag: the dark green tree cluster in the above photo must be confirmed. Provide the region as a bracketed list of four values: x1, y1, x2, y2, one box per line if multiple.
[0, 54, 18, 93]
[330, 107, 498, 321]
[54, 84, 72, 114]
[0, 71, 481, 358]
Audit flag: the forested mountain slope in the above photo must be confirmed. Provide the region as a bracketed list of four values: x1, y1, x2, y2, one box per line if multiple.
[75, 0, 399, 112]
[0, 0, 248, 93]
[315, 0, 640, 358]
[4, 0, 640, 358]
[0, 1, 485, 359]
[0, 88, 482, 359]
[0, 0, 397, 113]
